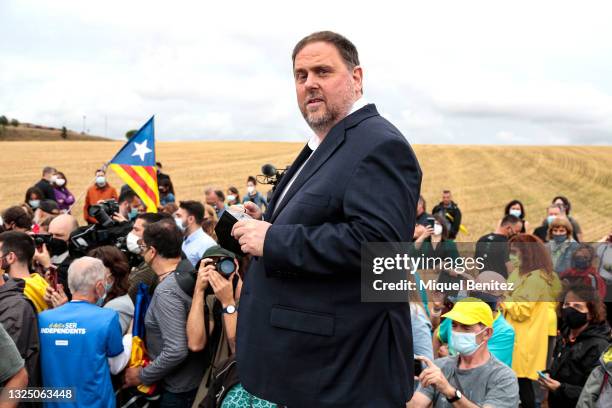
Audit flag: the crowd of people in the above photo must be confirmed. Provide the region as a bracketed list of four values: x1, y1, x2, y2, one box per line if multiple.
[1, 165, 611, 408]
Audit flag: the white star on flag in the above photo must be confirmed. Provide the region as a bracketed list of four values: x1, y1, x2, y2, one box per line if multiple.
[132, 140, 152, 161]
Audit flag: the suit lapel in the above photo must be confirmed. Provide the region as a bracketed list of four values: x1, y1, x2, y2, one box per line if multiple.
[265, 143, 312, 220]
[269, 104, 380, 223]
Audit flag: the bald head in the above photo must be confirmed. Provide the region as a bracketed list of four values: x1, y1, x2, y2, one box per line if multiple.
[49, 214, 78, 242]
[476, 271, 507, 297]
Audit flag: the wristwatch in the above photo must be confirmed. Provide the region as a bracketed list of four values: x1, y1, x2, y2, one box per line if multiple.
[222, 304, 237, 314]
[446, 388, 462, 403]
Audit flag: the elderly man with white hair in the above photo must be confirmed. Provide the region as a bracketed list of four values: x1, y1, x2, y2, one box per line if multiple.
[38, 257, 131, 408]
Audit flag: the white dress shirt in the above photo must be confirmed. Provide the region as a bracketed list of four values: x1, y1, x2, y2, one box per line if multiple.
[273, 98, 368, 213]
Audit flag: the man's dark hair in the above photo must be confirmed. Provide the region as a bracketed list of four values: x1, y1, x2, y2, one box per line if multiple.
[292, 31, 360, 70]
[247, 176, 257, 185]
[42, 166, 56, 176]
[501, 214, 522, 227]
[136, 212, 172, 226]
[0, 231, 35, 264]
[179, 200, 205, 224]
[1, 206, 33, 230]
[143, 220, 183, 259]
[442, 190, 451, 195]
[118, 189, 137, 204]
[214, 190, 225, 202]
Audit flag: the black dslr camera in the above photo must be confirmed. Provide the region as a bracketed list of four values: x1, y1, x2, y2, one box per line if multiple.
[88, 199, 120, 227]
[31, 234, 53, 248]
[202, 257, 236, 278]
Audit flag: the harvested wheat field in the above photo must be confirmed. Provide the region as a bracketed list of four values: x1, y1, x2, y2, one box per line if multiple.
[0, 141, 610, 242]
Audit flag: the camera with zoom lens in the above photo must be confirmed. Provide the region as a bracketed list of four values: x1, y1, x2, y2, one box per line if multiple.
[205, 257, 236, 278]
[88, 199, 120, 227]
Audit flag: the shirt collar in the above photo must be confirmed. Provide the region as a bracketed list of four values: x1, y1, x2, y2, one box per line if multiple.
[307, 97, 368, 151]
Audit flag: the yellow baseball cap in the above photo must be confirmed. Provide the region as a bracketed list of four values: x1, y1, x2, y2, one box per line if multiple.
[442, 297, 494, 328]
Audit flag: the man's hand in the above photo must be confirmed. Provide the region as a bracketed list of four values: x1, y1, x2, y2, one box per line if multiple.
[195, 259, 213, 294]
[232, 219, 271, 257]
[33, 244, 51, 269]
[112, 213, 128, 223]
[242, 201, 263, 220]
[44, 284, 68, 308]
[123, 366, 142, 388]
[416, 356, 455, 398]
[537, 374, 561, 391]
[208, 269, 235, 307]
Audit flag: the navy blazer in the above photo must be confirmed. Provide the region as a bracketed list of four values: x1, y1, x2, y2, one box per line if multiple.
[236, 104, 422, 407]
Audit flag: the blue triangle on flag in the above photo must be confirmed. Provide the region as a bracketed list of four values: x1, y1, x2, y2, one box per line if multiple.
[110, 116, 156, 166]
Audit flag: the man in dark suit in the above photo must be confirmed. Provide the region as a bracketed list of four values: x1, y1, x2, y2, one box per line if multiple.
[232, 31, 422, 407]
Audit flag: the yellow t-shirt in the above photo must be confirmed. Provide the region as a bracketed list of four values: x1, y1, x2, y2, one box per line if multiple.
[23, 274, 50, 313]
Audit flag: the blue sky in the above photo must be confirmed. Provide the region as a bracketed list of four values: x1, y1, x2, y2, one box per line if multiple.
[1, 0, 611, 145]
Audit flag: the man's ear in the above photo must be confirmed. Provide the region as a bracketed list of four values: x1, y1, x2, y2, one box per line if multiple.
[352, 65, 363, 95]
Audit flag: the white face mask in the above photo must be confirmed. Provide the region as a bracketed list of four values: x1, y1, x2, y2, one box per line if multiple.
[247, 186, 255, 194]
[227, 194, 236, 202]
[95, 176, 106, 186]
[175, 216, 187, 232]
[126, 232, 141, 254]
[433, 224, 443, 236]
[509, 208, 522, 218]
[55, 178, 66, 187]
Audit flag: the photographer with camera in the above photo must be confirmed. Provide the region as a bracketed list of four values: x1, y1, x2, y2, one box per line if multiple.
[1, 231, 50, 313]
[123, 219, 206, 407]
[176, 200, 216, 267]
[125, 212, 172, 302]
[84, 169, 118, 225]
[33, 214, 79, 302]
[114, 189, 145, 223]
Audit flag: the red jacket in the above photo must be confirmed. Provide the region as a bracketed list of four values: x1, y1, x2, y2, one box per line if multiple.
[560, 267, 607, 299]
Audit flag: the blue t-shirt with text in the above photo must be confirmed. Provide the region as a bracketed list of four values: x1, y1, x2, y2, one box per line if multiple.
[39, 301, 123, 408]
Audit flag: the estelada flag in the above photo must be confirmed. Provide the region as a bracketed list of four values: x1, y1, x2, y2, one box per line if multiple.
[129, 283, 157, 396]
[108, 116, 160, 212]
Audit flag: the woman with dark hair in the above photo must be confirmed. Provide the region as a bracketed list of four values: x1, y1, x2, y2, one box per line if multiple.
[24, 186, 44, 211]
[538, 284, 610, 408]
[226, 186, 241, 206]
[158, 177, 176, 206]
[552, 196, 583, 242]
[504, 199, 529, 233]
[87, 246, 134, 335]
[52, 171, 75, 213]
[413, 214, 460, 262]
[504, 234, 562, 408]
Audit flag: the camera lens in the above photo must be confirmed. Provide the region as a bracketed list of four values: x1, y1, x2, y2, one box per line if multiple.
[217, 258, 235, 276]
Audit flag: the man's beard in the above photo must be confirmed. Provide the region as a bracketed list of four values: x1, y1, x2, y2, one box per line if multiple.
[301, 81, 355, 134]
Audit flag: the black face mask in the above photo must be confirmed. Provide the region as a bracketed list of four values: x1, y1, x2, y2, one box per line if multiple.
[48, 238, 68, 257]
[562, 306, 588, 329]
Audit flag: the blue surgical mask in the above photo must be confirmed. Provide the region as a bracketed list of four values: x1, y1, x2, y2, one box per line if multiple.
[450, 328, 486, 356]
[547, 215, 556, 225]
[128, 208, 139, 220]
[95, 282, 111, 306]
[29, 200, 40, 209]
[553, 235, 567, 244]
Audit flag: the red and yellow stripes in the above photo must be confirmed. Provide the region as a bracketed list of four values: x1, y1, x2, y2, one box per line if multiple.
[109, 164, 159, 212]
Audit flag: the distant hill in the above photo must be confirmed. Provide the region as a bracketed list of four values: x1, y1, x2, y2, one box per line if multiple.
[0, 122, 111, 141]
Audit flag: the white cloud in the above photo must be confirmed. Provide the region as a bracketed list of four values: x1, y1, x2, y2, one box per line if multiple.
[1, 0, 611, 144]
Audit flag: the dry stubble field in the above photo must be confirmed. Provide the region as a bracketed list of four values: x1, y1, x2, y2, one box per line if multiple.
[0, 141, 610, 242]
